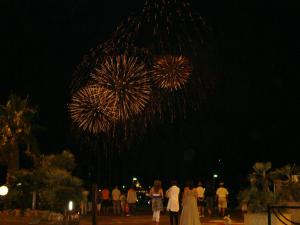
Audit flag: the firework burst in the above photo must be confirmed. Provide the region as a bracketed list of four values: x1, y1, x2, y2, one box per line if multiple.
[69, 85, 115, 134]
[91, 55, 151, 121]
[152, 55, 192, 90]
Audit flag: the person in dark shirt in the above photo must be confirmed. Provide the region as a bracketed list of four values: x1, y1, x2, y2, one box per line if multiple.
[204, 181, 215, 217]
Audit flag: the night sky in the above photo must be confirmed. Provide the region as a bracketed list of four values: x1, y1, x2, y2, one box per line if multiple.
[1, 0, 299, 197]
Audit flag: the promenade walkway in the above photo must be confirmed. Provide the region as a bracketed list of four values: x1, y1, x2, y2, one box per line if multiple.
[0, 211, 244, 225]
[80, 212, 244, 225]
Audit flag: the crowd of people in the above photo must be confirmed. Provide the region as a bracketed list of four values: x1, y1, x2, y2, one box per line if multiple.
[80, 179, 229, 225]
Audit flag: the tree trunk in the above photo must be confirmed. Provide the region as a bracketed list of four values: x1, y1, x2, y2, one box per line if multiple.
[6, 145, 20, 182]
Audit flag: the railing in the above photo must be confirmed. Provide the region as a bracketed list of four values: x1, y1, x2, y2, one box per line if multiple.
[267, 205, 300, 225]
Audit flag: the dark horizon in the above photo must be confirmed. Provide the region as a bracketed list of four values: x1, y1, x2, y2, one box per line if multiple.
[1, 0, 299, 196]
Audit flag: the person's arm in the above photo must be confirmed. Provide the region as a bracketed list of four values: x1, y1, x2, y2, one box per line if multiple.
[149, 188, 153, 198]
[226, 188, 229, 202]
[166, 188, 169, 198]
[160, 189, 164, 198]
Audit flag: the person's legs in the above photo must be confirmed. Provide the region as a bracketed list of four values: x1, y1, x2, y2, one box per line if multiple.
[116, 200, 121, 215]
[113, 201, 117, 215]
[169, 211, 174, 225]
[170, 211, 178, 225]
[129, 203, 135, 215]
[152, 210, 157, 222]
[201, 205, 205, 217]
[153, 210, 160, 225]
[174, 212, 179, 225]
[97, 203, 101, 216]
[121, 202, 125, 215]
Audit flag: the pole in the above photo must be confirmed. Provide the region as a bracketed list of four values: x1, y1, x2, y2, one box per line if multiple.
[267, 205, 271, 225]
[92, 184, 98, 225]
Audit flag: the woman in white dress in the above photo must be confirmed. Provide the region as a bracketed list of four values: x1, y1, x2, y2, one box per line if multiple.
[179, 180, 201, 225]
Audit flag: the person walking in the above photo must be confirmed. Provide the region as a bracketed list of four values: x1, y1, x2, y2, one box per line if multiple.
[216, 182, 229, 217]
[179, 180, 201, 225]
[150, 180, 164, 225]
[166, 180, 180, 225]
[112, 185, 121, 216]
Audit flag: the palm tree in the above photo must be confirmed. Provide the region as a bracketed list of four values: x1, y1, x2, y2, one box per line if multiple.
[270, 164, 300, 202]
[250, 162, 273, 192]
[0, 94, 38, 181]
[238, 162, 277, 212]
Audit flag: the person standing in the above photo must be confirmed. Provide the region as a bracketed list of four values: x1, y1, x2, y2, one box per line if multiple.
[126, 185, 137, 216]
[101, 187, 110, 215]
[120, 191, 127, 216]
[166, 180, 180, 225]
[216, 182, 229, 217]
[150, 180, 164, 225]
[112, 185, 121, 216]
[195, 181, 205, 217]
[80, 189, 89, 215]
[179, 180, 201, 225]
[204, 181, 214, 217]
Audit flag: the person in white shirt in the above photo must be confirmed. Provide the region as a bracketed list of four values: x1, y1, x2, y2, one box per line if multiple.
[112, 185, 121, 216]
[196, 181, 205, 217]
[166, 180, 180, 225]
[216, 182, 229, 217]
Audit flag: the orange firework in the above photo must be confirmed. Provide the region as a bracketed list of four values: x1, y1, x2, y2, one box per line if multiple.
[152, 55, 192, 90]
[91, 55, 151, 121]
[68, 85, 115, 134]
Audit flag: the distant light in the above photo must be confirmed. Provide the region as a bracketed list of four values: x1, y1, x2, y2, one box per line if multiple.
[132, 177, 137, 181]
[68, 201, 74, 211]
[122, 185, 125, 189]
[0, 185, 9, 196]
[17, 183, 22, 186]
[213, 174, 218, 178]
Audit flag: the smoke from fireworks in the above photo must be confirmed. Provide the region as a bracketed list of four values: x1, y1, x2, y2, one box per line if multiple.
[69, 85, 115, 134]
[152, 55, 192, 90]
[91, 55, 151, 121]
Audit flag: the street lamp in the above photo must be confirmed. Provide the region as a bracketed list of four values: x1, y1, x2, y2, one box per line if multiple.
[0, 185, 9, 211]
[0, 185, 8, 196]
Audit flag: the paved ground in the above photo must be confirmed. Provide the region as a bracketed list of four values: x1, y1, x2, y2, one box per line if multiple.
[0, 211, 244, 225]
[80, 214, 244, 225]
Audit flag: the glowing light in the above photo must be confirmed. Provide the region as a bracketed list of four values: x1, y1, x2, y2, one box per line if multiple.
[0, 185, 8, 196]
[69, 85, 115, 134]
[152, 55, 192, 90]
[68, 201, 74, 211]
[91, 55, 151, 121]
[213, 174, 218, 178]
